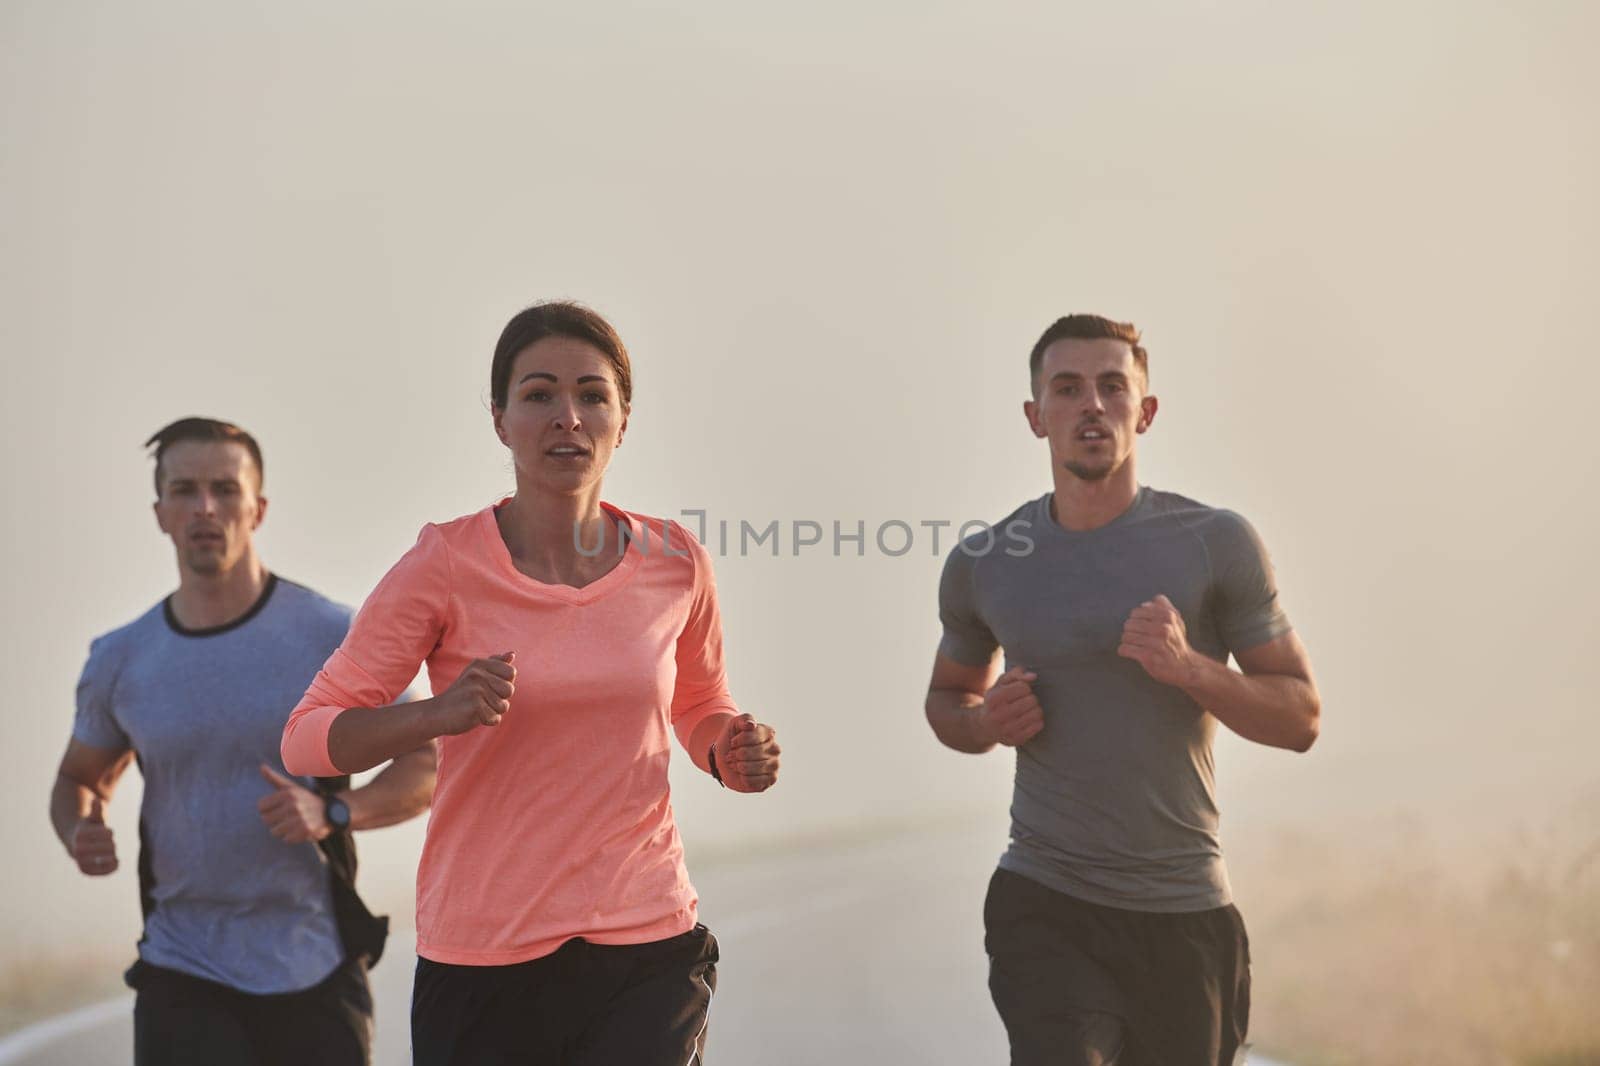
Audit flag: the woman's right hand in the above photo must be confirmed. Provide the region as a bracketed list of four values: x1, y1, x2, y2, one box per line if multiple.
[430, 652, 517, 736]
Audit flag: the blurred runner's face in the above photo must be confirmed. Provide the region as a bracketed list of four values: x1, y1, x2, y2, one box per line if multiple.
[494, 336, 628, 496]
[1026, 338, 1156, 483]
[152, 440, 265, 577]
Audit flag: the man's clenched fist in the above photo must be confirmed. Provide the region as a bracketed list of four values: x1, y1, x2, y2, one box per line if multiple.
[257, 765, 332, 844]
[980, 666, 1044, 747]
[71, 797, 118, 876]
[1117, 595, 1197, 687]
[432, 652, 517, 736]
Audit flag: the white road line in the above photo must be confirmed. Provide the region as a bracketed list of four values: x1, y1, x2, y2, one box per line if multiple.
[0, 996, 133, 1064]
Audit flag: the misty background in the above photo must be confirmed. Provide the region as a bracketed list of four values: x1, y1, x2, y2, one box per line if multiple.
[3, 2, 1597, 1061]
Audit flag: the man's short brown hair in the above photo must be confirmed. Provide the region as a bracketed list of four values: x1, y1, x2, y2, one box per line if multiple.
[144, 417, 264, 496]
[1029, 314, 1148, 393]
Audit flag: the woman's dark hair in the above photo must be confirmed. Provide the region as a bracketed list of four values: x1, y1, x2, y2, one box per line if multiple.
[490, 301, 633, 409]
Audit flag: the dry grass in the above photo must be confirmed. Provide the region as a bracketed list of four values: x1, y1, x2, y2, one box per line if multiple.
[1239, 822, 1600, 1066]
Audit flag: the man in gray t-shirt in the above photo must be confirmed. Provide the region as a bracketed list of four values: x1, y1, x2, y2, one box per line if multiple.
[49, 417, 435, 1066]
[925, 316, 1321, 1066]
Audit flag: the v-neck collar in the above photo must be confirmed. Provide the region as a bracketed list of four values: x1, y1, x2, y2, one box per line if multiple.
[480, 499, 644, 605]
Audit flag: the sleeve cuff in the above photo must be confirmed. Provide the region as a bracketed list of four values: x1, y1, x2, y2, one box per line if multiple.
[280, 703, 348, 778]
[671, 697, 738, 752]
[938, 632, 998, 668]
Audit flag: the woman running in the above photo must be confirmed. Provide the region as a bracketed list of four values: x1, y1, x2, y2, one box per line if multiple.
[281, 301, 781, 1065]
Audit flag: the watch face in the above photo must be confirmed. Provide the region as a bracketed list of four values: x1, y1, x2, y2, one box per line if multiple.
[325, 797, 351, 831]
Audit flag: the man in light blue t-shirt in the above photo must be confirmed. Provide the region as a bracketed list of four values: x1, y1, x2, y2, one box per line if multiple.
[49, 416, 435, 1066]
[924, 315, 1323, 1066]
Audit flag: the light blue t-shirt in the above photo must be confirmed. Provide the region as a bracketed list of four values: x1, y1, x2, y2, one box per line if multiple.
[74, 575, 352, 994]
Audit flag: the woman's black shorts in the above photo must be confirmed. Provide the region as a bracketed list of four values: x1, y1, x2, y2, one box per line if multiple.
[412, 923, 719, 1066]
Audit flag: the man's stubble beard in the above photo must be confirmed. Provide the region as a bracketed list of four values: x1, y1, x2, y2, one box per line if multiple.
[183, 549, 225, 576]
[1062, 459, 1114, 482]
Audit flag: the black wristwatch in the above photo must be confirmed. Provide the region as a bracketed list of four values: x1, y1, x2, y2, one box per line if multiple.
[707, 743, 726, 788]
[323, 795, 352, 832]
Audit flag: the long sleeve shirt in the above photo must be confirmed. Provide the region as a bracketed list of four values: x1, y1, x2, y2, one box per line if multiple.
[282, 502, 738, 965]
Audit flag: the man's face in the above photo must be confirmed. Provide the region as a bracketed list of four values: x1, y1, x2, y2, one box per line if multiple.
[1024, 337, 1158, 482]
[152, 441, 267, 577]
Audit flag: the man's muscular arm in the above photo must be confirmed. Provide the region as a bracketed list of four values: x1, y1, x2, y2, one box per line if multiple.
[1185, 631, 1320, 752]
[925, 651, 1043, 754]
[1119, 596, 1320, 752]
[51, 740, 135, 875]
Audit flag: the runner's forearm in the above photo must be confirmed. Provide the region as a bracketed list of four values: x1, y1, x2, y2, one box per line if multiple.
[326, 700, 444, 775]
[925, 688, 997, 754]
[686, 713, 737, 774]
[341, 742, 437, 829]
[49, 747, 133, 853]
[49, 776, 97, 854]
[1180, 656, 1319, 751]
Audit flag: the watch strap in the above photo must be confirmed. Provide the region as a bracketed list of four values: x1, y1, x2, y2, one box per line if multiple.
[323, 794, 352, 831]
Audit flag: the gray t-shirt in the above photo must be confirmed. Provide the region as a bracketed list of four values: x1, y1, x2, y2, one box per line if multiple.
[939, 487, 1291, 912]
[73, 575, 352, 993]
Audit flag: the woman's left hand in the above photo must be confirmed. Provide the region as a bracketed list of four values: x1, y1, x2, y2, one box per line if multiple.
[714, 713, 780, 793]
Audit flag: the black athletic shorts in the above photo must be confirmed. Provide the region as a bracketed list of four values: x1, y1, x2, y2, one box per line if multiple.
[984, 867, 1251, 1066]
[126, 954, 373, 1066]
[412, 922, 719, 1066]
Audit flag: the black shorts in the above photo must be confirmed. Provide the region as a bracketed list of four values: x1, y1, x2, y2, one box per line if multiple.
[126, 955, 373, 1066]
[984, 867, 1251, 1066]
[412, 923, 719, 1066]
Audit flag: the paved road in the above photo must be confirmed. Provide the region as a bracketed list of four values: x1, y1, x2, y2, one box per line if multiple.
[2, 824, 1284, 1064]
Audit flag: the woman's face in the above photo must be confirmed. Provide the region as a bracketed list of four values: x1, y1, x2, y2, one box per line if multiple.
[493, 335, 628, 497]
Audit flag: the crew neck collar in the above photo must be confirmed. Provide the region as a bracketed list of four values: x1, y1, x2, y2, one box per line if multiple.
[163, 573, 279, 637]
[1037, 485, 1150, 539]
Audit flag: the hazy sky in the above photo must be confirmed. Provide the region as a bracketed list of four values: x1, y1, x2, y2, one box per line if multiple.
[3, 1, 1596, 963]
